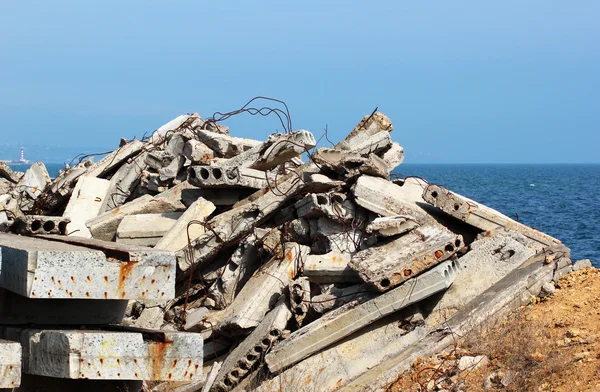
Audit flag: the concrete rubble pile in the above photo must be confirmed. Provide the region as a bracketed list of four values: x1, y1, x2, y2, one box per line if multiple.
[0, 110, 571, 392]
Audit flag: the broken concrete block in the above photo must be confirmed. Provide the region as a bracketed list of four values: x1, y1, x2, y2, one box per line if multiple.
[188, 165, 270, 190]
[218, 243, 309, 331]
[62, 176, 111, 238]
[265, 260, 457, 374]
[0, 233, 176, 300]
[249, 130, 317, 171]
[14, 162, 50, 200]
[288, 277, 311, 325]
[423, 184, 561, 250]
[155, 197, 216, 253]
[312, 217, 364, 255]
[349, 223, 463, 291]
[133, 305, 165, 330]
[196, 128, 261, 157]
[313, 149, 390, 179]
[540, 282, 556, 297]
[11, 215, 70, 235]
[352, 175, 429, 222]
[159, 155, 185, 182]
[214, 300, 291, 391]
[0, 162, 23, 183]
[381, 142, 405, 171]
[102, 152, 149, 211]
[310, 283, 374, 314]
[1, 327, 203, 381]
[149, 113, 202, 145]
[458, 355, 489, 371]
[365, 215, 419, 237]
[184, 139, 215, 164]
[202, 361, 222, 392]
[295, 192, 356, 222]
[86, 194, 183, 241]
[0, 287, 127, 324]
[87, 139, 144, 178]
[0, 338, 21, 388]
[303, 252, 359, 283]
[116, 212, 182, 246]
[338, 111, 393, 150]
[346, 131, 392, 156]
[573, 259, 593, 271]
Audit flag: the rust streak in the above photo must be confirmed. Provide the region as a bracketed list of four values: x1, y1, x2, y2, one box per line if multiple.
[148, 341, 171, 380]
[117, 261, 137, 295]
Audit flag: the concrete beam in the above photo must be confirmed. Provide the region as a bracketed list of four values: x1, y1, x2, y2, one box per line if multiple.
[423, 184, 561, 250]
[217, 243, 309, 331]
[86, 194, 183, 241]
[87, 140, 144, 178]
[196, 128, 261, 158]
[303, 252, 359, 284]
[213, 300, 291, 391]
[0, 339, 21, 388]
[365, 215, 419, 237]
[184, 140, 215, 164]
[63, 176, 111, 238]
[349, 223, 463, 292]
[310, 283, 375, 314]
[116, 212, 182, 247]
[11, 215, 70, 235]
[188, 166, 270, 190]
[0, 233, 176, 300]
[265, 260, 458, 374]
[351, 175, 429, 222]
[155, 197, 216, 253]
[1, 327, 203, 382]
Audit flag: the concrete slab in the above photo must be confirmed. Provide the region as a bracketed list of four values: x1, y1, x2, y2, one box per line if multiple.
[217, 243, 309, 331]
[365, 215, 419, 237]
[349, 223, 463, 291]
[116, 212, 182, 247]
[0, 233, 176, 300]
[423, 184, 561, 250]
[196, 128, 261, 158]
[1, 327, 203, 381]
[87, 140, 144, 178]
[86, 194, 183, 241]
[189, 165, 270, 190]
[148, 114, 201, 145]
[11, 215, 70, 235]
[265, 260, 458, 374]
[295, 192, 356, 222]
[310, 283, 374, 314]
[63, 176, 111, 238]
[184, 140, 215, 164]
[155, 198, 216, 253]
[214, 300, 291, 391]
[0, 338, 21, 388]
[337, 111, 393, 150]
[103, 152, 149, 211]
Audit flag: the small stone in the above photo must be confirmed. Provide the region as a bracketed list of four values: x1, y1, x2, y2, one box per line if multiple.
[501, 370, 517, 387]
[458, 355, 489, 371]
[530, 351, 545, 362]
[133, 306, 165, 330]
[574, 351, 590, 361]
[566, 329, 582, 338]
[540, 282, 556, 297]
[573, 259, 592, 271]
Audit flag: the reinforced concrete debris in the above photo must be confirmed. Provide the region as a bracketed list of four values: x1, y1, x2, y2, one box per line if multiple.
[0, 102, 573, 391]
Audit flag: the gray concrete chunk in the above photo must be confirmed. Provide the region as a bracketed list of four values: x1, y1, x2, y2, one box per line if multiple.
[265, 260, 458, 374]
[103, 152, 149, 211]
[196, 128, 261, 158]
[349, 223, 463, 291]
[14, 162, 50, 200]
[303, 252, 359, 283]
[116, 212, 182, 247]
[365, 215, 419, 237]
[87, 140, 144, 178]
[1, 327, 203, 381]
[188, 165, 270, 190]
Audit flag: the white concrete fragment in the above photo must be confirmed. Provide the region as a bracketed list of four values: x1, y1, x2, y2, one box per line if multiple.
[149, 114, 201, 145]
[14, 162, 50, 199]
[381, 142, 405, 171]
[573, 259, 592, 271]
[184, 140, 215, 164]
[63, 176, 111, 238]
[196, 128, 261, 157]
[87, 140, 144, 178]
[116, 212, 182, 247]
[155, 197, 216, 253]
[218, 243, 309, 331]
[458, 355, 489, 371]
[103, 152, 149, 211]
[0, 339, 21, 388]
[86, 194, 183, 241]
[303, 252, 358, 283]
[365, 215, 419, 237]
[349, 223, 463, 291]
[265, 260, 458, 374]
[295, 192, 356, 222]
[1, 327, 203, 381]
[0, 233, 176, 300]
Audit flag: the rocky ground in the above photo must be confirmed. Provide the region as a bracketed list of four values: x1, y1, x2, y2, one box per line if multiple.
[388, 266, 600, 392]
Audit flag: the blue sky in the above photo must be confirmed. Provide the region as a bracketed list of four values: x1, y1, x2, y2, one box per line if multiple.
[1, 1, 598, 163]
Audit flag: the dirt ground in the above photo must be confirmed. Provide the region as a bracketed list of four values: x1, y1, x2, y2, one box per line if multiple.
[388, 266, 600, 392]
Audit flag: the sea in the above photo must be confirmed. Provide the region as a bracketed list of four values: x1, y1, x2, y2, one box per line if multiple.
[9, 163, 600, 267]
